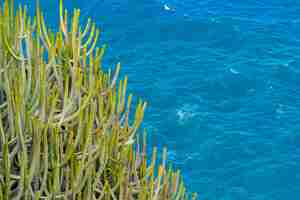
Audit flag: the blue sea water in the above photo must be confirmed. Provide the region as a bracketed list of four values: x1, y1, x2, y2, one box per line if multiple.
[17, 0, 300, 199]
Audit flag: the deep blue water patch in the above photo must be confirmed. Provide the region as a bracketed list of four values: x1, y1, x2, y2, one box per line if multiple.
[16, 0, 300, 199]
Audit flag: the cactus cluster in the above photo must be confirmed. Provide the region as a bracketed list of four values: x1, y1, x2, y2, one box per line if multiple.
[0, 0, 196, 199]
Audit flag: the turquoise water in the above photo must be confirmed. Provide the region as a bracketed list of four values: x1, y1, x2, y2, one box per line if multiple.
[18, 0, 300, 199]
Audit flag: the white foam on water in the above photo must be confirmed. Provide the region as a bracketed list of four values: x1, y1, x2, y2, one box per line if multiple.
[163, 3, 175, 12]
[176, 104, 199, 124]
[164, 4, 171, 10]
[229, 68, 240, 74]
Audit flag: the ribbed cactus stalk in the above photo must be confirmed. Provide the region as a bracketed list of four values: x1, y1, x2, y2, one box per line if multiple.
[0, 0, 196, 199]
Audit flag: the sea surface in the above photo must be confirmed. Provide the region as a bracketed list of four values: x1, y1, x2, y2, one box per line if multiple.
[17, 0, 300, 199]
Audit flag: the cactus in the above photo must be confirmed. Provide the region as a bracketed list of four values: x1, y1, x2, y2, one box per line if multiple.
[0, 0, 196, 199]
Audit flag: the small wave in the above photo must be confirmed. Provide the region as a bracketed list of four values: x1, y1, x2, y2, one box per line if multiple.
[229, 68, 240, 74]
[162, 2, 175, 12]
[167, 150, 177, 160]
[164, 4, 171, 11]
[176, 104, 199, 124]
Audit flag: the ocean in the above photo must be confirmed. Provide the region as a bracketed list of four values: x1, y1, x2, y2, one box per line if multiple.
[16, 0, 300, 199]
